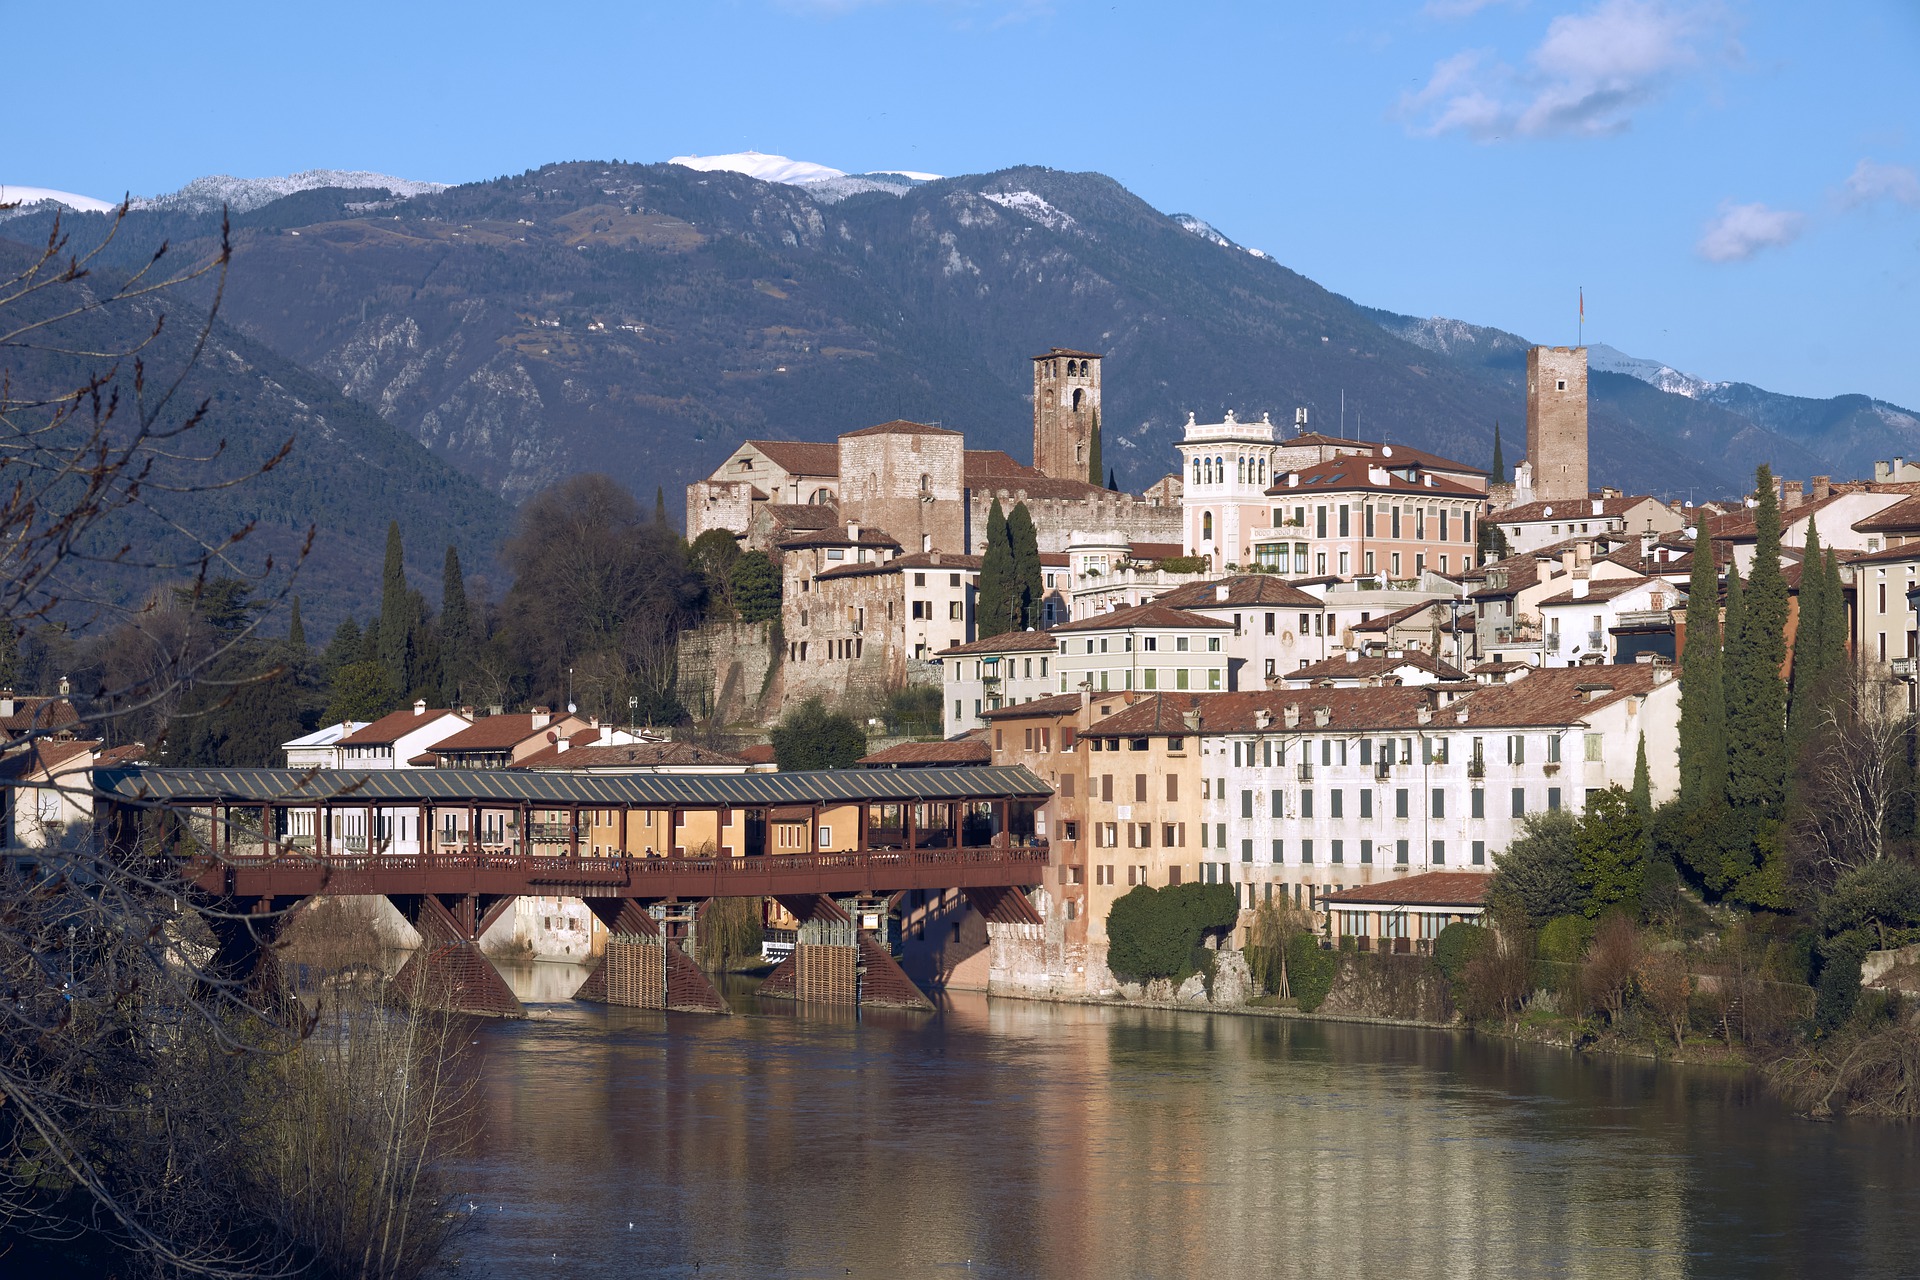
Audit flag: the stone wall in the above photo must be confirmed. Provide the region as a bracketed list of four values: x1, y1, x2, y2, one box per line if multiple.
[676, 619, 778, 726]
[967, 489, 1183, 556]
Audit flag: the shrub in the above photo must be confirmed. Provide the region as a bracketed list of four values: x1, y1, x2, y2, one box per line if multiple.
[769, 697, 867, 770]
[1285, 933, 1337, 1011]
[1433, 922, 1489, 993]
[1106, 883, 1240, 983]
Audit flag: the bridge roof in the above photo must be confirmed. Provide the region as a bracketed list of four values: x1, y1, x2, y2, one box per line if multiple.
[98, 764, 1052, 808]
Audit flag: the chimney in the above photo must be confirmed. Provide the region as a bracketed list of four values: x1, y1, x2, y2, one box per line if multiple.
[1283, 704, 1300, 728]
[1813, 475, 1831, 501]
[531, 706, 552, 729]
[412, 698, 426, 716]
[1781, 480, 1804, 510]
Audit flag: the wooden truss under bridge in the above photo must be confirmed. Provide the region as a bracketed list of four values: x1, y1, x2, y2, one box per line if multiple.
[95, 764, 1051, 1017]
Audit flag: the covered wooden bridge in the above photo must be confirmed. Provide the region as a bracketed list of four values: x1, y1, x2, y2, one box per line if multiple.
[97, 763, 1052, 1017]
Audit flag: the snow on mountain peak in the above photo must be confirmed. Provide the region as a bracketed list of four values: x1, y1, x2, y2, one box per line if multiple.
[136, 170, 448, 215]
[1587, 343, 1724, 400]
[0, 184, 116, 215]
[670, 151, 848, 185]
[981, 189, 1077, 232]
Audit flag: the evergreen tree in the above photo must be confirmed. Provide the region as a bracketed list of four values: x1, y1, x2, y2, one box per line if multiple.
[439, 544, 471, 705]
[287, 597, 305, 651]
[1490, 422, 1506, 486]
[377, 521, 414, 693]
[1008, 502, 1043, 629]
[977, 499, 1013, 639]
[1087, 408, 1103, 488]
[730, 551, 781, 623]
[1726, 466, 1790, 817]
[1677, 510, 1726, 809]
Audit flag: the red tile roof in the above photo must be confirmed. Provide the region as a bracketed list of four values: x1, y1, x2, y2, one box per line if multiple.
[938, 630, 1060, 657]
[746, 439, 839, 476]
[338, 707, 465, 746]
[980, 693, 1087, 720]
[1152, 575, 1325, 610]
[1267, 456, 1483, 498]
[1491, 495, 1667, 524]
[857, 740, 992, 767]
[1320, 872, 1493, 908]
[1285, 650, 1466, 682]
[1051, 602, 1233, 633]
[1090, 689, 1434, 736]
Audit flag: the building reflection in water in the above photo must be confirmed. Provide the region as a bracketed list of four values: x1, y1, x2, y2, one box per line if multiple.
[454, 975, 1920, 1279]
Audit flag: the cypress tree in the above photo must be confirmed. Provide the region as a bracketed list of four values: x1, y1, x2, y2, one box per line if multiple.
[377, 521, 413, 693]
[1678, 510, 1726, 810]
[1726, 466, 1789, 817]
[978, 499, 1013, 639]
[1008, 502, 1043, 630]
[287, 597, 305, 651]
[1787, 513, 1843, 758]
[1490, 422, 1506, 486]
[440, 544, 471, 705]
[1087, 408, 1103, 488]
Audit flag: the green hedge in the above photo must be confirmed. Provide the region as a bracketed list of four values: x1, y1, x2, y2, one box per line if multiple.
[1107, 883, 1239, 982]
[1285, 934, 1338, 1011]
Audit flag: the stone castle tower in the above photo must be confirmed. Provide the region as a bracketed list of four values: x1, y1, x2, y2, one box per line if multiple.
[1526, 346, 1588, 502]
[1032, 347, 1102, 482]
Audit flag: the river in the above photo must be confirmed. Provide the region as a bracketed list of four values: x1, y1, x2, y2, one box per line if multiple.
[444, 963, 1920, 1279]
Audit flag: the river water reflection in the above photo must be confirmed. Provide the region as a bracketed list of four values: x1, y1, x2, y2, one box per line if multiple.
[448, 964, 1920, 1278]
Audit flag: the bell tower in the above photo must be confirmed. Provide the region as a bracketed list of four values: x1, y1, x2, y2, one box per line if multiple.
[1032, 347, 1102, 482]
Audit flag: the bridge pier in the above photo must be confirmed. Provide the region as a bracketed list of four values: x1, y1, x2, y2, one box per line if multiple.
[759, 895, 932, 1010]
[575, 899, 728, 1014]
[388, 893, 524, 1018]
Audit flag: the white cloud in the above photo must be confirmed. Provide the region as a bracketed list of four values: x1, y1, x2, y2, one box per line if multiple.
[1841, 159, 1920, 210]
[1696, 202, 1805, 263]
[1401, 0, 1728, 140]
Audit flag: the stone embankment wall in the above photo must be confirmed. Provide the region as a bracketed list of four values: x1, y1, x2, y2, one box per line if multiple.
[677, 620, 777, 725]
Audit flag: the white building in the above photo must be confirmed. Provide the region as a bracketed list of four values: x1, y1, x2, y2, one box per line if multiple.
[1177, 410, 1283, 570]
[1052, 602, 1233, 696]
[937, 630, 1062, 736]
[1094, 663, 1678, 909]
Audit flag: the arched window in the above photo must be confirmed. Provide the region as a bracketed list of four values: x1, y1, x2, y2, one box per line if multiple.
[1202, 512, 1214, 540]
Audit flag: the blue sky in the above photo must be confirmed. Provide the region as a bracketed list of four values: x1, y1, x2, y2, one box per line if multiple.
[10, 0, 1918, 408]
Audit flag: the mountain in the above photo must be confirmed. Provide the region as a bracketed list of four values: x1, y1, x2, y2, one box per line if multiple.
[0, 237, 509, 632]
[7, 160, 1908, 515]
